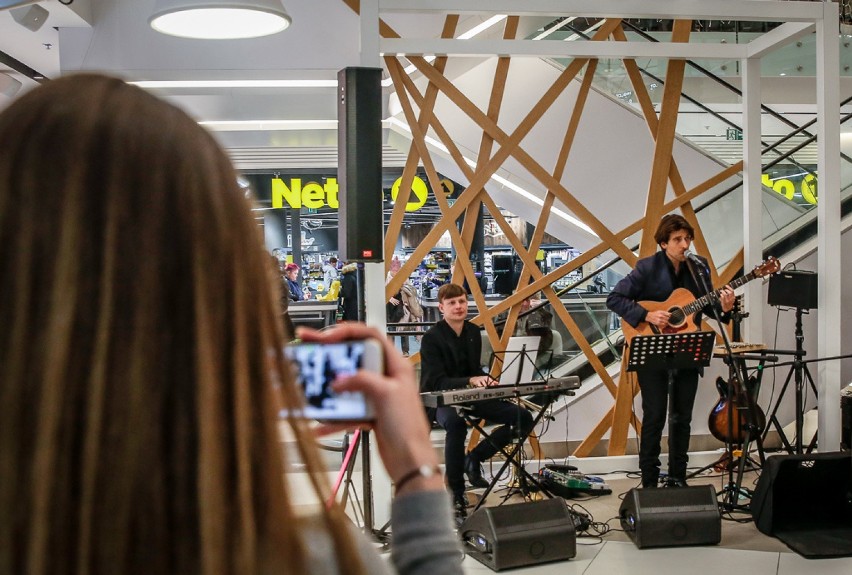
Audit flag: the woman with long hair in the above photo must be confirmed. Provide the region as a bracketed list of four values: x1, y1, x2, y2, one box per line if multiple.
[0, 74, 460, 575]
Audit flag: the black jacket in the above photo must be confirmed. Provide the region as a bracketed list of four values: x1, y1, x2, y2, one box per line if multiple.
[606, 250, 727, 328]
[419, 320, 483, 393]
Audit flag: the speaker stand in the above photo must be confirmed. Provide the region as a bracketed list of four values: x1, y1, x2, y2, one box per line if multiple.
[762, 307, 819, 454]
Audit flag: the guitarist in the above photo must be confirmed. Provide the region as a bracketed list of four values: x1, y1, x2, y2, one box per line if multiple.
[606, 214, 735, 489]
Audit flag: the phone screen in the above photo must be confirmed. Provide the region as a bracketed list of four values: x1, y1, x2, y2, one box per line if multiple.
[282, 340, 378, 421]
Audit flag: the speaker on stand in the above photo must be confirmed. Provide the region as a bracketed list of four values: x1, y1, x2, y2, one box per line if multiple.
[337, 67, 383, 262]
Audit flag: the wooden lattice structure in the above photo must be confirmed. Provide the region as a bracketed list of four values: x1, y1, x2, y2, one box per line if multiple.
[341, 0, 842, 455]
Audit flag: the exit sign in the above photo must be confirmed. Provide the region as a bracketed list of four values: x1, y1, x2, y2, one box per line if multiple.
[726, 128, 743, 141]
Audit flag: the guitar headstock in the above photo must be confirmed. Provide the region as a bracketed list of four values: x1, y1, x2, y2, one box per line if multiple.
[754, 256, 781, 278]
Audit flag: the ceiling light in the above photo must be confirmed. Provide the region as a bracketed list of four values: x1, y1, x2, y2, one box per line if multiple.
[149, 0, 291, 40]
[10, 3, 48, 32]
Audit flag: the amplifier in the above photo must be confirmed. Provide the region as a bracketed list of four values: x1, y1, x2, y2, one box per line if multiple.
[768, 270, 817, 310]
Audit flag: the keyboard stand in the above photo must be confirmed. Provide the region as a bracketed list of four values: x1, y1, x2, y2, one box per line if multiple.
[462, 389, 567, 513]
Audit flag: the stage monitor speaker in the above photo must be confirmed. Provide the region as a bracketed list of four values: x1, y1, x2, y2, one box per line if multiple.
[337, 67, 383, 262]
[751, 452, 852, 536]
[768, 269, 818, 310]
[619, 485, 721, 549]
[459, 498, 576, 571]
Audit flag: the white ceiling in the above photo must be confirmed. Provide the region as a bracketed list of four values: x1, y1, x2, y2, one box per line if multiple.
[1, 0, 847, 251]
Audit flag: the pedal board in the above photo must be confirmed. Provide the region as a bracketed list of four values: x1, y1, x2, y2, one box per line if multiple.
[539, 466, 613, 497]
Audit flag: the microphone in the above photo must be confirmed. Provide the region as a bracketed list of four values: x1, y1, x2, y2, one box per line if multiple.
[683, 249, 703, 265]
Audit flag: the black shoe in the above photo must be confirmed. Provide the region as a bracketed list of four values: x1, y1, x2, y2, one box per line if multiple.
[641, 474, 659, 488]
[665, 477, 689, 488]
[464, 454, 489, 489]
[453, 495, 468, 527]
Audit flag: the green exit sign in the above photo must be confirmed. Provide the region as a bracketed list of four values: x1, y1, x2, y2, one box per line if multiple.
[726, 128, 743, 141]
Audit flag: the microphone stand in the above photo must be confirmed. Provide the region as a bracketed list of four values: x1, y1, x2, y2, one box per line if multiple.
[685, 256, 764, 512]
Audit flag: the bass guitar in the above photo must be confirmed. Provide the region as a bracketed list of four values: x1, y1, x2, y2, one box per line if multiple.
[622, 257, 780, 345]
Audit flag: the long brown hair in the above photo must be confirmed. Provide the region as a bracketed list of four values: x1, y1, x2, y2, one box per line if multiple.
[0, 74, 362, 574]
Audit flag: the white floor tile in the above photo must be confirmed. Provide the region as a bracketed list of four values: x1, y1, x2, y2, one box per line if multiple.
[778, 553, 852, 575]
[583, 541, 781, 575]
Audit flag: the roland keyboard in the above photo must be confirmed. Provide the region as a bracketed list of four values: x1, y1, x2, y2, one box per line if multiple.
[421, 377, 580, 408]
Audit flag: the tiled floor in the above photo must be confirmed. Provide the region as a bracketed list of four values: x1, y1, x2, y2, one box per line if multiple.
[289, 435, 852, 575]
[462, 541, 852, 575]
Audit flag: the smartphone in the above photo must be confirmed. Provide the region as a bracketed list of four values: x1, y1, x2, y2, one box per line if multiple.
[282, 339, 382, 421]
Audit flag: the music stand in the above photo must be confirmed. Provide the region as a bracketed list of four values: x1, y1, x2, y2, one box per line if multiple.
[627, 332, 716, 486]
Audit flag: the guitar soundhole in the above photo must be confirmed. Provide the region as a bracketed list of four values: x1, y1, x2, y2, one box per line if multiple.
[668, 307, 686, 327]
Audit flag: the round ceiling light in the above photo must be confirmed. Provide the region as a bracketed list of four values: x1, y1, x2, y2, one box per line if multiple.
[149, 0, 291, 40]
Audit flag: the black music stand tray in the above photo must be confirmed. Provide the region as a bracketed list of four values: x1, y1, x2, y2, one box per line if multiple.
[627, 332, 716, 483]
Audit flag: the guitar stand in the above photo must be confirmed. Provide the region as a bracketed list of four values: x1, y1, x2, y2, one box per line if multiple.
[716, 352, 776, 513]
[462, 390, 563, 513]
[688, 351, 774, 482]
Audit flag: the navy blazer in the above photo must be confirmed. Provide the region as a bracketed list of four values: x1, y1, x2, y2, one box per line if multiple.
[606, 250, 722, 328]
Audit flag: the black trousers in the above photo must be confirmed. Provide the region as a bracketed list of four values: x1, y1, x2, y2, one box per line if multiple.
[436, 400, 534, 499]
[637, 368, 699, 484]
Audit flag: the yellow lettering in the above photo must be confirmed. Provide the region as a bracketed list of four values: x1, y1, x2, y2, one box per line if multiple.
[774, 179, 795, 201]
[325, 178, 339, 208]
[391, 175, 429, 212]
[272, 178, 302, 209]
[302, 182, 325, 209]
[801, 174, 818, 204]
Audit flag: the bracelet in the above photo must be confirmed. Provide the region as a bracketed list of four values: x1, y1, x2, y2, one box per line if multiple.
[394, 464, 442, 493]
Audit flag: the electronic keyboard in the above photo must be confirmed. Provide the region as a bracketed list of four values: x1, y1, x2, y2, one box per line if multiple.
[421, 377, 580, 408]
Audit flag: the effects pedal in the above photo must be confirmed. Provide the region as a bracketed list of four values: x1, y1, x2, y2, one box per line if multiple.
[539, 466, 613, 496]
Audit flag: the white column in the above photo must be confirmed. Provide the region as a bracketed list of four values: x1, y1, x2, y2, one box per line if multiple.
[741, 57, 763, 344]
[359, 0, 392, 531]
[816, 2, 842, 451]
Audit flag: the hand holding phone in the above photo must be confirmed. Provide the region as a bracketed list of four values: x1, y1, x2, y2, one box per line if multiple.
[295, 324, 443, 494]
[283, 339, 382, 422]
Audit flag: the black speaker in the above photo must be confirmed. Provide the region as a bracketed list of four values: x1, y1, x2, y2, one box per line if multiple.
[619, 485, 721, 548]
[459, 498, 576, 571]
[751, 452, 852, 536]
[337, 67, 383, 262]
[768, 270, 818, 310]
[492, 255, 514, 296]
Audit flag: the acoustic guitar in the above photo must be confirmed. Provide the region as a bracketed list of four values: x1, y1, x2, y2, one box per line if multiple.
[621, 257, 780, 345]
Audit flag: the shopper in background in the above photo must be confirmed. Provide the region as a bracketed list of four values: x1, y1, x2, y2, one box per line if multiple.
[285, 262, 312, 301]
[338, 262, 359, 322]
[272, 255, 297, 339]
[323, 256, 339, 291]
[386, 262, 409, 356]
[0, 74, 462, 575]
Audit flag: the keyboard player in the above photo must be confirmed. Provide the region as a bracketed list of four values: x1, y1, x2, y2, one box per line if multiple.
[420, 283, 534, 525]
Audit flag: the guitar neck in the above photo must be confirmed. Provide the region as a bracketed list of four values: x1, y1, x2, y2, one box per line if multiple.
[682, 271, 758, 316]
